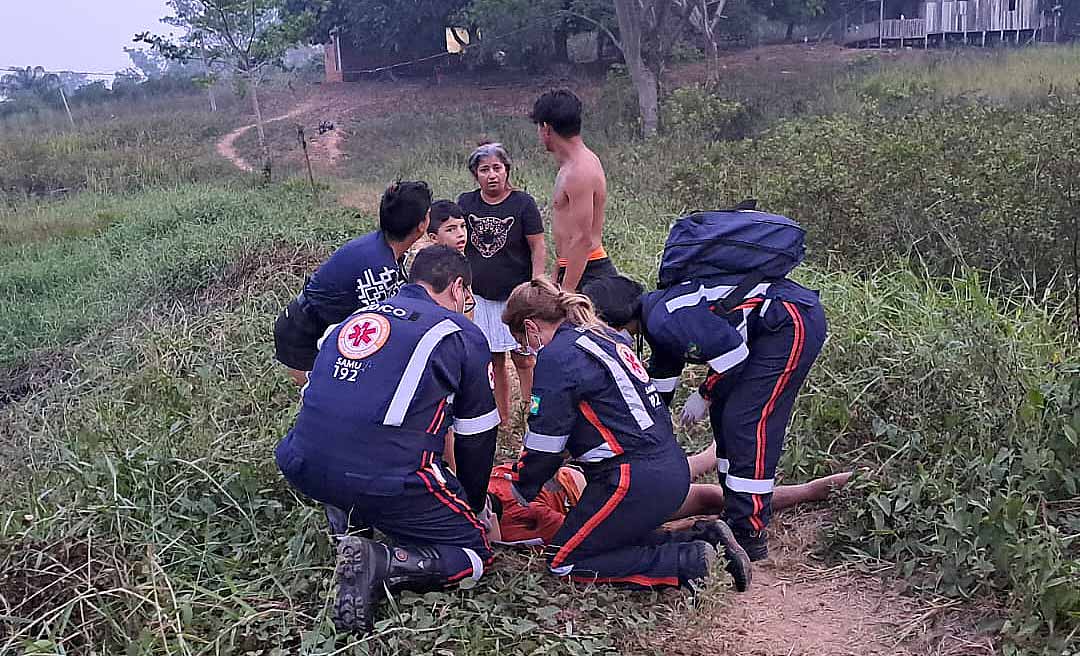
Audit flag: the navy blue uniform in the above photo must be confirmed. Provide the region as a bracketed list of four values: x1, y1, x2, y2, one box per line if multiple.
[274, 231, 406, 371]
[509, 324, 707, 589]
[640, 277, 827, 534]
[276, 284, 500, 584]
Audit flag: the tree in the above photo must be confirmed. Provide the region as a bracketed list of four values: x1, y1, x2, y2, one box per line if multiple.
[686, 0, 730, 79]
[751, 0, 824, 40]
[136, 0, 312, 180]
[463, 0, 612, 70]
[285, 0, 469, 65]
[576, 0, 708, 137]
[124, 47, 169, 80]
[0, 66, 61, 104]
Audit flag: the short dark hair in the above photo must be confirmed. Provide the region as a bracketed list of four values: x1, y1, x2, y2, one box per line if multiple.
[428, 200, 465, 235]
[380, 180, 432, 241]
[582, 275, 644, 329]
[530, 89, 582, 138]
[409, 244, 472, 293]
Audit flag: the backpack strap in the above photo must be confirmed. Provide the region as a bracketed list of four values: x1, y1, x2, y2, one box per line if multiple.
[686, 199, 758, 220]
[713, 270, 767, 315]
[728, 198, 758, 211]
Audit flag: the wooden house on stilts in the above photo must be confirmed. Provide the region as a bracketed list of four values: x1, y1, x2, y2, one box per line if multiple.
[839, 0, 1061, 47]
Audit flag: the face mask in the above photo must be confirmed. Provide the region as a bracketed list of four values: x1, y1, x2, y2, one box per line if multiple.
[456, 282, 467, 315]
[522, 321, 544, 356]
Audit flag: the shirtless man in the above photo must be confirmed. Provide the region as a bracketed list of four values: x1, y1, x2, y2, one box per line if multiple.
[530, 89, 617, 292]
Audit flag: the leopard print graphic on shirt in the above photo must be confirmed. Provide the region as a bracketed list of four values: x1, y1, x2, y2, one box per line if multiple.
[468, 214, 515, 258]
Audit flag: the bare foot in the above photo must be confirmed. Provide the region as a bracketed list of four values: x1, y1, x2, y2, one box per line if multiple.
[809, 471, 854, 501]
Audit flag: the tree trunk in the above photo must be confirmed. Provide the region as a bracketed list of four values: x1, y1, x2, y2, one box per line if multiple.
[207, 85, 217, 113]
[613, 0, 660, 137]
[699, 0, 723, 84]
[249, 78, 272, 182]
[786, 21, 796, 41]
[552, 27, 570, 63]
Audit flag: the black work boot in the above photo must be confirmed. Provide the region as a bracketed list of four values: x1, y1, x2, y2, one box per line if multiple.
[333, 536, 390, 634]
[333, 537, 448, 634]
[679, 540, 717, 594]
[692, 520, 752, 592]
[730, 524, 769, 562]
[382, 544, 446, 593]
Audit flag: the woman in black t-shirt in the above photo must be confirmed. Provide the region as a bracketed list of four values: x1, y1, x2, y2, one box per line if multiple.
[458, 143, 547, 428]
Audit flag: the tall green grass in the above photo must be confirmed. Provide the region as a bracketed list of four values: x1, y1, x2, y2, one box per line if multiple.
[0, 101, 240, 206]
[0, 185, 719, 654]
[3, 43, 1080, 655]
[858, 45, 1080, 107]
[0, 183, 357, 367]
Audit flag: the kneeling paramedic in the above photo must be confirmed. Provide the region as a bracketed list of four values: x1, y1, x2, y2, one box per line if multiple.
[582, 204, 827, 562]
[275, 246, 501, 633]
[500, 279, 752, 592]
[273, 181, 432, 386]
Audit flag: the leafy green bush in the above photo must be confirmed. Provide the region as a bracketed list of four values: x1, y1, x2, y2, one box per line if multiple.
[593, 65, 643, 140]
[779, 266, 1079, 651]
[661, 85, 751, 141]
[671, 96, 1080, 293]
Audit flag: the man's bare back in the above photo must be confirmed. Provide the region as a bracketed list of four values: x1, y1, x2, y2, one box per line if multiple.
[529, 89, 618, 292]
[551, 146, 608, 291]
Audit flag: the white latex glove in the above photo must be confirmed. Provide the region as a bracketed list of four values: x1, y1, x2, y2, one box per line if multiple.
[680, 391, 709, 426]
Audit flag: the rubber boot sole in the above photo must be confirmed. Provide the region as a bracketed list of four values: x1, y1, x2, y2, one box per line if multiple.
[333, 536, 385, 634]
[713, 520, 753, 593]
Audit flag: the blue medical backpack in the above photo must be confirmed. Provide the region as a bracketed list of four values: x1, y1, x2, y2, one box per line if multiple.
[658, 201, 806, 308]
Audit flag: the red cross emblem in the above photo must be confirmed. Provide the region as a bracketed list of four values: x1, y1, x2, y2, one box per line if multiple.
[337, 313, 390, 360]
[617, 343, 650, 384]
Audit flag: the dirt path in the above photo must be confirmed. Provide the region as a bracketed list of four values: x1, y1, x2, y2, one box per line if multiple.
[645, 509, 997, 656]
[217, 105, 308, 172]
[216, 96, 347, 173]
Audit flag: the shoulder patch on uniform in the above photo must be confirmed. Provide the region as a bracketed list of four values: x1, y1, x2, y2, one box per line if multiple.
[337, 313, 391, 360]
[616, 343, 650, 384]
[529, 395, 541, 415]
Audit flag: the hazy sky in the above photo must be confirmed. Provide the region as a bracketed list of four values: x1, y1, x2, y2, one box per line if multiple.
[0, 1, 173, 76]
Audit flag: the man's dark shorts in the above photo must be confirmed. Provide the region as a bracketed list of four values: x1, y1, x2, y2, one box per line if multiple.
[273, 297, 329, 372]
[556, 258, 619, 291]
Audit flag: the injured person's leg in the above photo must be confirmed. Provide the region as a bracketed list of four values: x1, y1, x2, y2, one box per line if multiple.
[670, 471, 854, 520]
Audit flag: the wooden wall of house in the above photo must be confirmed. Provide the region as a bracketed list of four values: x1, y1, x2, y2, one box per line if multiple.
[923, 0, 1042, 33]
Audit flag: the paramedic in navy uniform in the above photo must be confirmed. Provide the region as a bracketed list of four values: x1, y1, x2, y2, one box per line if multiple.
[275, 246, 501, 634]
[582, 272, 827, 563]
[500, 278, 751, 592]
[273, 181, 432, 386]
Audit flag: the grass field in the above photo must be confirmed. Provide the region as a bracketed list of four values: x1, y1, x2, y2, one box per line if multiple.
[1, 44, 1079, 655]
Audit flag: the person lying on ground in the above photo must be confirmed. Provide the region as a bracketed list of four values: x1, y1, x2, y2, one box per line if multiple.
[274, 246, 501, 634]
[458, 142, 544, 429]
[582, 273, 828, 563]
[499, 278, 753, 593]
[485, 461, 852, 546]
[273, 181, 432, 386]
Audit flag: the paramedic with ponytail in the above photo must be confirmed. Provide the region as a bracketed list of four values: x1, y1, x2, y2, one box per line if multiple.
[501, 279, 752, 592]
[581, 205, 827, 562]
[275, 246, 500, 634]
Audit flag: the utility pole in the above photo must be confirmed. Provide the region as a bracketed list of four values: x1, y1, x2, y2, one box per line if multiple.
[879, 0, 885, 47]
[58, 86, 74, 128]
